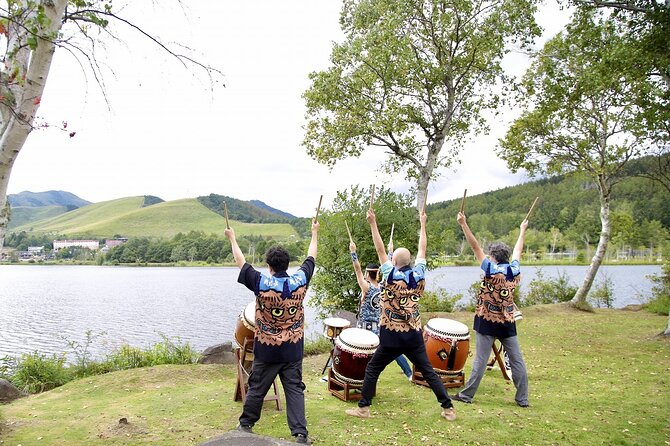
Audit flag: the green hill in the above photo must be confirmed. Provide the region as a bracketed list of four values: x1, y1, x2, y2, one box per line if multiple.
[10, 197, 297, 239]
[7, 205, 71, 229]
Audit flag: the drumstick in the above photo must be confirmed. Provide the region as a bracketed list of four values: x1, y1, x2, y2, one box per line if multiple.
[460, 189, 467, 214]
[389, 223, 395, 245]
[525, 196, 539, 221]
[369, 184, 376, 209]
[345, 221, 353, 243]
[314, 195, 323, 222]
[223, 201, 230, 229]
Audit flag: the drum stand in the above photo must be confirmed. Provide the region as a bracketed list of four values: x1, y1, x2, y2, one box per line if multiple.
[487, 340, 512, 381]
[328, 368, 365, 402]
[321, 338, 335, 375]
[233, 339, 282, 411]
[411, 366, 465, 389]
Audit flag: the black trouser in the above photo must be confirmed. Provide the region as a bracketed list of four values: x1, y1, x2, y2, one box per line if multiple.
[239, 359, 307, 437]
[358, 342, 453, 409]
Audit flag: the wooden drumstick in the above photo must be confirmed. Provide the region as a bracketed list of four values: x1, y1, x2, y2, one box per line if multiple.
[370, 184, 376, 209]
[223, 201, 230, 229]
[460, 189, 467, 214]
[345, 221, 353, 243]
[525, 196, 539, 221]
[389, 223, 395, 245]
[314, 195, 323, 222]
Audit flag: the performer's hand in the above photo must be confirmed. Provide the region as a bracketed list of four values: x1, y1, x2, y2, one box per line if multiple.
[350, 241, 357, 252]
[419, 209, 427, 226]
[224, 227, 235, 240]
[457, 212, 466, 226]
[387, 241, 394, 253]
[520, 219, 529, 231]
[366, 208, 376, 225]
[312, 219, 320, 233]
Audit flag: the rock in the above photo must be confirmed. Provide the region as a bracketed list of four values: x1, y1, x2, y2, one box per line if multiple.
[198, 342, 236, 365]
[0, 379, 27, 404]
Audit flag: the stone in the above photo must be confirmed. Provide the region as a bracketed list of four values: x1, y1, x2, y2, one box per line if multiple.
[0, 379, 27, 404]
[198, 342, 236, 365]
[199, 430, 296, 446]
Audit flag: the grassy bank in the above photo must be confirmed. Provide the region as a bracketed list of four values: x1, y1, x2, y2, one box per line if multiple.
[1, 305, 668, 445]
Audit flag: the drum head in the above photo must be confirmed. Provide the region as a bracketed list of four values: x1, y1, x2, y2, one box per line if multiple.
[323, 317, 351, 328]
[243, 301, 256, 327]
[338, 327, 379, 349]
[425, 318, 469, 337]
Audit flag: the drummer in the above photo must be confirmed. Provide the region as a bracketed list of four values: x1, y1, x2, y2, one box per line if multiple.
[346, 207, 456, 421]
[349, 241, 413, 379]
[225, 219, 319, 445]
[451, 212, 529, 408]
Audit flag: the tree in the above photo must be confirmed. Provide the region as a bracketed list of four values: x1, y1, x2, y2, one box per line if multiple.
[499, 9, 655, 308]
[0, 1, 220, 250]
[303, 0, 541, 212]
[309, 185, 417, 317]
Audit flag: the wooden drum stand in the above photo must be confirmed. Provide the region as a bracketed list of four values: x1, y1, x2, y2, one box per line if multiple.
[233, 338, 282, 410]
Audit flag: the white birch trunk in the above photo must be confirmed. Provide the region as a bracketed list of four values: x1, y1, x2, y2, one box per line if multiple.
[0, 0, 68, 250]
[571, 179, 611, 306]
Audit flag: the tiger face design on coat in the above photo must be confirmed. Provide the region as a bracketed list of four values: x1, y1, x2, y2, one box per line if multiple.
[255, 284, 306, 346]
[476, 274, 520, 324]
[379, 278, 423, 333]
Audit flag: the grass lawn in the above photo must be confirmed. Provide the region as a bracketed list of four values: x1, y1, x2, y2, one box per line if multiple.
[1, 304, 668, 445]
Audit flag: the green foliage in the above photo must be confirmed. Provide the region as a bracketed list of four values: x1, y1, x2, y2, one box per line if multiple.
[420, 288, 461, 313]
[8, 352, 69, 394]
[309, 185, 417, 316]
[303, 336, 333, 356]
[588, 274, 615, 308]
[105, 334, 199, 370]
[646, 253, 670, 316]
[520, 268, 578, 306]
[197, 194, 293, 223]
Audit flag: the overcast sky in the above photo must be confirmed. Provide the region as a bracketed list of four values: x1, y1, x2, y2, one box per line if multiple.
[7, 1, 572, 218]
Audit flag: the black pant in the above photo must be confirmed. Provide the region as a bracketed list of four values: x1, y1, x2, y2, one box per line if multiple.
[359, 342, 453, 409]
[239, 359, 307, 437]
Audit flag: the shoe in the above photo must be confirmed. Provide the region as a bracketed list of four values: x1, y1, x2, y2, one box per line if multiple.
[407, 374, 413, 382]
[516, 401, 529, 408]
[345, 406, 371, 418]
[451, 393, 471, 404]
[441, 407, 456, 421]
[319, 376, 328, 383]
[295, 433, 311, 444]
[236, 423, 253, 434]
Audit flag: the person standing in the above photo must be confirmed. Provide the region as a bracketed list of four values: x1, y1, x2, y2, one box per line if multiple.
[225, 219, 319, 445]
[345, 207, 456, 421]
[451, 212, 530, 408]
[349, 241, 413, 379]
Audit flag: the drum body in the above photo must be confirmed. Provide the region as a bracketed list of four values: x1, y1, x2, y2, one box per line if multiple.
[423, 318, 470, 374]
[323, 317, 351, 340]
[332, 328, 379, 384]
[234, 301, 257, 350]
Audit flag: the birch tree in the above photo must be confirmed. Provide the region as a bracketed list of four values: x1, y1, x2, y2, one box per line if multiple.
[499, 8, 657, 309]
[302, 0, 541, 212]
[0, 1, 219, 250]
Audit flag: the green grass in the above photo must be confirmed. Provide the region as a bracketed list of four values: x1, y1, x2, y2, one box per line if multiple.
[7, 205, 70, 229]
[10, 197, 297, 239]
[1, 305, 668, 445]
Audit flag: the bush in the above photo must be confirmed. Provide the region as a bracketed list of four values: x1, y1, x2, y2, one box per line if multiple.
[105, 334, 200, 369]
[521, 268, 577, 306]
[589, 274, 615, 308]
[10, 352, 70, 393]
[420, 288, 461, 313]
[304, 336, 333, 356]
[646, 254, 670, 316]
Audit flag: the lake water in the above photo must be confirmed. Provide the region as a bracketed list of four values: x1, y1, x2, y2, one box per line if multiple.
[0, 264, 661, 360]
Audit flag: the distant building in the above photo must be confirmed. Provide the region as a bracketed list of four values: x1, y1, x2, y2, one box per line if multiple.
[53, 240, 100, 251]
[104, 238, 128, 249]
[27, 246, 44, 254]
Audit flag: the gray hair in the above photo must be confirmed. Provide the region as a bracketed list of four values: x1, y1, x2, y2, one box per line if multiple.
[487, 242, 511, 264]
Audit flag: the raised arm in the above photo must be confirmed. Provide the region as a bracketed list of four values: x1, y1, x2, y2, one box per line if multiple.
[224, 227, 246, 269]
[457, 212, 486, 263]
[307, 219, 320, 260]
[512, 219, 529, 262]
[350, 241, 369, 295]
[367, 208, 389, 265]
[417, 208, 428, 259]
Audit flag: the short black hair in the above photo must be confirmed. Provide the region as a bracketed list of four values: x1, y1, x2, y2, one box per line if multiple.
[265, 246, 290, 272]
[365, 263, 379, 271]
[487, 242, 511, 264]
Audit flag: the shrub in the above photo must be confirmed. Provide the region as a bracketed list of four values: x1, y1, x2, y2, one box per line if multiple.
[420, 288, 461, 313]
[521, 268, 577, 306]
[646, 254, 670, 316]
[105, 334, 199, 369]
[304, 336, 333, 356]
[10, 352, 70, 393]
[589, 274, 615, 308]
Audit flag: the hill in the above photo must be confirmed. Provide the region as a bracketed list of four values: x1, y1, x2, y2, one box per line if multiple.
[7, 205, 71, 229]
[8, 190, 91, 208]
[197, 194, 294, 223]
[10, 196, 297, 239]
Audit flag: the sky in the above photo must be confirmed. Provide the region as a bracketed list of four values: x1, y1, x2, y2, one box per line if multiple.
[7, 1, 572, 218]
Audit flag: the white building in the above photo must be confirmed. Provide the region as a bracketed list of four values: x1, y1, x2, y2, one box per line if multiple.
[53, 240, 100, 251]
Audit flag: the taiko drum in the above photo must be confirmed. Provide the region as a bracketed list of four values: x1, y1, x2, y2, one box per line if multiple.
[332, 328, 379, 384]
[234, 301, 257, 350]
[423, 318, 470, 374]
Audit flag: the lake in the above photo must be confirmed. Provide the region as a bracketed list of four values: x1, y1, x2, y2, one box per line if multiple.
[0, 264, 661, 360]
